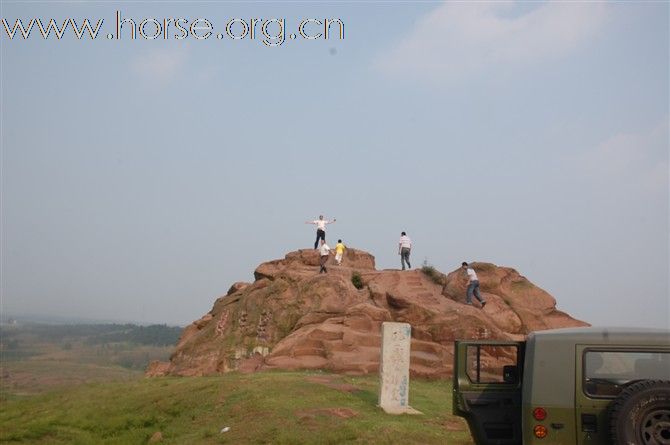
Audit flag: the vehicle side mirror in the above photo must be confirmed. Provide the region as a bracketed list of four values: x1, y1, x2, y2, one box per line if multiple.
[503, 365, 519, 383]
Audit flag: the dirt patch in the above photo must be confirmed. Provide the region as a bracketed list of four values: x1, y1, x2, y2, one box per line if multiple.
[296, 407, 359, 420]
[423, 417, 468, 432]
[443, 418, 467, 431]
[305, 376, 361, 393]
[305, 376, 333, 384]
[238, 354, 264, 374]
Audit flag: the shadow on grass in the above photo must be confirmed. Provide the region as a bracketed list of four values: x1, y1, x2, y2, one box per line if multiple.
[349, 388, 378, 407]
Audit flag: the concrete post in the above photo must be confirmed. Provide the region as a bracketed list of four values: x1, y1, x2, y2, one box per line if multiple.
[379, 321, 421, 414]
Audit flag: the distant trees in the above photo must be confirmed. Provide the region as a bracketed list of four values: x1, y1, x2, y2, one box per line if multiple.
[83, 324, 182, 347]
[1, 323, 182, 347]
[1, 323, 180, 371]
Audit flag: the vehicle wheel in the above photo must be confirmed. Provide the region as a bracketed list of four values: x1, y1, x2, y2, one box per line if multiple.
[609, 380, 670, 445]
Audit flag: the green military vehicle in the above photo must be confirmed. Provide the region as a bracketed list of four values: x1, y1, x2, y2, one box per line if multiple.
[453, 327, 670, 445]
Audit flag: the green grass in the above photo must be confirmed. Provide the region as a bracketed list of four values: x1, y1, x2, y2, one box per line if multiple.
[0, 371, 473, 444]
[0, 325, 473, 444]
[510, 278, 533, 291]
[1, 325, 174, 400]
[1, 359, 141, 399]
[351, 271, 364, 290]
[420, 265, 447, 286]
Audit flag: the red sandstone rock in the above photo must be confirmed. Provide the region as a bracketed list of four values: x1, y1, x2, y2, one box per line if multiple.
[227, 281, 250, 296]
[145, 360, 171, 377]
[147, 250, 588, 378]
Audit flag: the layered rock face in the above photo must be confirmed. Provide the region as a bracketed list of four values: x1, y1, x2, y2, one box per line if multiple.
[147, 249, 587, 378]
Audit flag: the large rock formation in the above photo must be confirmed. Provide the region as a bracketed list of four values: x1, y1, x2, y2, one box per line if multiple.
[147, 249, 587, 378]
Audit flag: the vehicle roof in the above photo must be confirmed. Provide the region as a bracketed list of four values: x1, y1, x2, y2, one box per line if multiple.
[528, 326, 670, 345]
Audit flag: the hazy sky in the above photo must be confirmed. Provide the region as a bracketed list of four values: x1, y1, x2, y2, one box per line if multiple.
[1, 1, 668, 328]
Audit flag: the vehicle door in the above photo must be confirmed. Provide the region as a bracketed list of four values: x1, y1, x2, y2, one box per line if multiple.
[453, 340, 525, 445]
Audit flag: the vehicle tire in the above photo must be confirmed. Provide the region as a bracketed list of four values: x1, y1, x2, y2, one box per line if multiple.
[609, 380, 670, 445]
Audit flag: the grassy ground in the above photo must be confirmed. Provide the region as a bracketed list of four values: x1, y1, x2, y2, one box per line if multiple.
[1, 359, 141, 398]
[1, 324, 173, 397]
[0, 371, 473, 445]
[1, 341, 170, 397]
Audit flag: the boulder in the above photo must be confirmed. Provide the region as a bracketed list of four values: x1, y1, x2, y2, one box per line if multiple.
[147, 250, 588, 378]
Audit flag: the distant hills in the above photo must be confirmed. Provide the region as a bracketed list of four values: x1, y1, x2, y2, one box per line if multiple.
[0, 313, 183, 327]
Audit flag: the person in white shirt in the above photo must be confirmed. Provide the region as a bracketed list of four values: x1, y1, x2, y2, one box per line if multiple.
[398, 232, 412, 270]
[462, 262, 486, 308]
[306, 215, 336, 249]
[319, 239, 331, 273]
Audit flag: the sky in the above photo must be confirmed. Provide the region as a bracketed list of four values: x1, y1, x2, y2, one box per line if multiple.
[1, 1, 668, 329]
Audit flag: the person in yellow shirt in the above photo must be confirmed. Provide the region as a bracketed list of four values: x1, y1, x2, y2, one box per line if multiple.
[335, 239, 346, 265]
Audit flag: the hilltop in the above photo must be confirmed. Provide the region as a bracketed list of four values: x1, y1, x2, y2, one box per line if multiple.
[147, 249, 587, 378]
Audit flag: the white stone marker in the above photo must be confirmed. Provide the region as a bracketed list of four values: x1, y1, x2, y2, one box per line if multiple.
[378, 322, 422, 414]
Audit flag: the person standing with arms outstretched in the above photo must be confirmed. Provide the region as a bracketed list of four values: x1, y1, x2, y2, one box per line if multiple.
[462, 262, 486, 308]
[306, 215, 336, 249]
[398, 232, 412, 270]
[319, 239, 331, 273]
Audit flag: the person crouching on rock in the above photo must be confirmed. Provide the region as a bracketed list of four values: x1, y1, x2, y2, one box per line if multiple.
[462, 262, 486, 308]
[306, 215, 336, 249]
[335, 239, 346, 265]
[319, 239, 332, 273]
